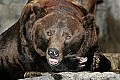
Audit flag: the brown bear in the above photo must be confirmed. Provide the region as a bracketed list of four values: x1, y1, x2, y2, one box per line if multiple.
[0, 0, 111, 79]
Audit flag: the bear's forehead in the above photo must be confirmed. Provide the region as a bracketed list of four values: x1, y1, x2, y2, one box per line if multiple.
[34, 12, 83, 31]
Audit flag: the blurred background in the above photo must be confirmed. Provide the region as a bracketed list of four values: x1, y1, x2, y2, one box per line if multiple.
[0, 0, 120, 53]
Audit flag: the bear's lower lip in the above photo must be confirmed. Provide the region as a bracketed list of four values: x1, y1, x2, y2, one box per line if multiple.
[48, 58, 59, 66]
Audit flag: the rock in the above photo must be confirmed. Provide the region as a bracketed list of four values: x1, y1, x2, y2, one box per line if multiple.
[103, 53, 120, 71]
[18, 72, 120, 80]
[0, 0, 26, 34]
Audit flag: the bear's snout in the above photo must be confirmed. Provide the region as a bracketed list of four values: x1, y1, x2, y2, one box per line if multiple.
[48, 48, 59, 59]
[47, 47, 62, 66]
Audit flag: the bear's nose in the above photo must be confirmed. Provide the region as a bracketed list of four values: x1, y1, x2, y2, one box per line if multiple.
[48, 48, 59, 58]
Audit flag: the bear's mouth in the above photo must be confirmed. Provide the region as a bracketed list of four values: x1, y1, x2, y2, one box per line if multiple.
[46, 48, 63, 66]
[48, 58, 60, 66]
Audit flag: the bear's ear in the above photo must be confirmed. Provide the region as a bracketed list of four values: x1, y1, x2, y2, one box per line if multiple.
[82, 13, 94, 29]
[20, 2, 46, 25]
[19, 2, 46, 46]
[27, 0, 33, 3]
[81, 0, 96, 29]
[84, 0, 96, 14]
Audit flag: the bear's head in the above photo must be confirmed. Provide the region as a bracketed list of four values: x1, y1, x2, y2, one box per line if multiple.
[20, 0, 97, 66]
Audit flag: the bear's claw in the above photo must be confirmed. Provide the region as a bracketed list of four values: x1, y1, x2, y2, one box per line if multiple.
[91, 53, 100, 71]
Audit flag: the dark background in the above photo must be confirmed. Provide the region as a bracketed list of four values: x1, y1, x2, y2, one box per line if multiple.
[0, 0, 120, 53]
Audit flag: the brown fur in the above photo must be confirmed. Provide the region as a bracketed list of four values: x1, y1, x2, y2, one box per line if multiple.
[0, 0, 111, 79]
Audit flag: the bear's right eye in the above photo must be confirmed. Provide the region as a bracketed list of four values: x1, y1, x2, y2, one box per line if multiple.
[47, 31, 51, 36]
[47, 30, 54, 36]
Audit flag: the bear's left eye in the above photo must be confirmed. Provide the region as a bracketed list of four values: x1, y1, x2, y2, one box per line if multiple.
[65, 36, 71, 40]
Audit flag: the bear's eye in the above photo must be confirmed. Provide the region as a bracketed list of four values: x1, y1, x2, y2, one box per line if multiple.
[47, 32, 52, 36]
[47, 30, 54, 36]
[65, 36, 71, 40]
